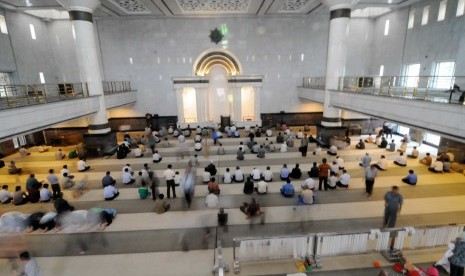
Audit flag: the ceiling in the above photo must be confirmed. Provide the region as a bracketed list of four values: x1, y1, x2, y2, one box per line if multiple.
[0, 0, 421, 19]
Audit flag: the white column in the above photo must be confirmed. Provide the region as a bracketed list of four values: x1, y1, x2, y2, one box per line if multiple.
[175, 88, 184, 124]
[253, 86, 261, 125]
[58, 0, 110, 134]
[196, 88, 205, 123]
[321, 0, 358, 127]
[233, 86, 242, 123]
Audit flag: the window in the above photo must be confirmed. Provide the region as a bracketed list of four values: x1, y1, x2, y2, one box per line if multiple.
[13, 136, 27, 148]
[403, 63, 420, 87]
[458, 0, 465, 16]
[29, 23, 36, 40]
[397, 126, 410, 135]
[431, 61, 455, 89]
[422, 6, 430, 25]
[408, 10, 415, 29]
[39, 72, 45, 84]
[0, 15, 7, 34]
[424, 132, 441, 146]
[379, 65, 384, 77]
[384, 20, 390, 36]
[0, 72, 12, 97]
[438, 0, 447, 21]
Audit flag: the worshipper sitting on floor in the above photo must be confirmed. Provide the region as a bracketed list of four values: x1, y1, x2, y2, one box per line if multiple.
[116, 143, 130, 159]
[103, 183, 119, 201]
[39, 184, 52, 203]
[276, 132, 284, 143]
[13, 186, 28, 205]
[133, 145, 144, 158]
[19, 147, 30, 157]
[407, 146, 419, 158]
[194, 134, 202, 143]
[205, 191, 219, 208]
[183, 126, 191, 137]
[152, 150, 162, 163]
[373, 155, 388, 171]
[233, 166, 244, 182]
[61, 165, 74, 179]
[122, 168, 135, 185]
[262, 166, 273, 182]
[208, 177, 220, 195]
[336, 170, 350, 189]
[257, 145, 266, 158]
[402, 170, 418, 185]
[280, 164, 290, 180]
[194, 141, 203, 152]
[266, 128, 272, 137]
[308, 162, 319, 178]
[359, 152, 372, 168]
[251, 142, 260, 154]
[330, 160, 339, 174]
[287, 137, 294, 148]
[60, 172, 75, 190]
[206, 161, 217, 176]
[398, 140, 407, 153]
[223, 168, 232, 184]
[38, 145, 49, 153]
[202, 168, 211, 183]
[365, 134, 374, 144]
[55, 149, 66, 160]
[240, 198, 264, 218]
[154, 194, 170, 214]
[0, 185, 13, 204]
[386, 139, 396, 152]
[443, 158, 452, 172]
[8, 161, 22, 175]
[327, 172, 338, 190]
[280, 142, 288, 153]
[393, 152, 407, 167]
[355, 139, 365, 149]
[138, 182, 150, 199]
[297, 129, 303, 139]
[251, 167, 261, 181]
[429, 159, 444, 173]
[255, 180, 268, 194]
[280, 179, 295, 197]
[174, 171, 181, 187]
[298, 183, 314, 205]
[53, 197, 74, 213]
[243, 177, 254, 195]
[303, 175, 316, 191]
[335, 156, 345, 170]
[290, 164, 302, 179]
[217, 143, 226, 155]
[378, 137, 388, 148]
[134, 172, 144, 187]
[233, 129, 240, 138]
[102, 171, 116, 187]
[327, 145, 338, 156]
[77, 158, 90, 172]
[162, 138, 171, 148]
[268, 141, 277, 152]
[420, 152, 433, 166]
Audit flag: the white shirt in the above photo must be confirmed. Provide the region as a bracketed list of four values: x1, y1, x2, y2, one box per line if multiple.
[339, 173, 351, 185]
[141, 168, 149, 181]
[23, 259, 41, 276]
[266, 129, 272, 137]
[336, 157, 345, 168]
[152, 153, 161, 161]
[205, 194, 219, 208]
[328, 176, 338, 188]
[234, 170, 244, 181]
[251, 168, 261, 180]
[329, 145, 337, 154]
[60, 168, 71, 177]
[223, 172, 232, 184]
[0, 189, 13, 203]
[239, 145, 245, 153]
[303, 178, 316, 190]
[202, 171, 211, 182]
[263, 170, 273, 181]
[256, 181, 268, 193]
[330, 164, 339, 173]
[194, 142, 202, 150]
[301, 189, 314, 205]
[104, 185, 118, 199]
[77, 160, 87, 171]
[297, 132, 303, 139]
[178, 135, 185, 143]
[377, 158, 388, 170]
[40, 188, 52, 201]
[432, 161, 444, 171]
[122, 165, 133, 173]
[122, 171, 134, 184]
[280, 143, 288, 153]
[411, 149, 419, 157]
[174, 174, 181, 185]
[230, 126, 236, 132]
[163, 169, 175, 180]
[314, 147, 321, 155]
[134, 148, 142, 157]
[396, 155, 407, 165]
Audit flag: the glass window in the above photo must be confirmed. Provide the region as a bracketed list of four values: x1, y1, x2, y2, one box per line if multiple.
[408, 9, 415, 29]
[438, 0, 447, 21]
[457, 0, 465, 16]
[397, 126, 410, 135]
[0, 15, 7, 34]
[431, 61, 455, 89]
[29, 23, 36, 40]
[0, 72, 12, 97]
[379, 65, 384, 77]
[39, 72, 45, 84]
[384, 19, 390, 35]
[403, 63, 420, 87]
[422, 6, 430, 25]
[424, 133, 441, 146]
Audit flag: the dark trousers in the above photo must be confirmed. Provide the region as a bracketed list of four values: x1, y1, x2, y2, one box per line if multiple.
[365, 179, 375, 195]
[450, 263, 465, 276]
[384, 208, 398, 228]
[51, 184, 61, 199]
[300, 145, 308, 156]
[185, 192, 192, 208]
[166, 179, 176, 198]
[105, 192, 120, 201]
[318, 176, 328, 191]
[401, 177, 416, 185]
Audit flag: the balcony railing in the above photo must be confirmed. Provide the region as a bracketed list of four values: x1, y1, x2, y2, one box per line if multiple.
[102, 81, 132, 94]
[302, 76, 465, 105]
[0, 83, 89, 110]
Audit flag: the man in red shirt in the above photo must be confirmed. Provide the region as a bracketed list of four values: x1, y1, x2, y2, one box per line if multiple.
[318, 158, 331, 191]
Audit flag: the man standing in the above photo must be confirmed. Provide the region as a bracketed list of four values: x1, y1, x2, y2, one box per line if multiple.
[299, 134, 309, 157]
[365, 165, 378, 199]
[383, 186, 403, 228]
[318, 158, 331, 191]
[163, 164, 176, 198]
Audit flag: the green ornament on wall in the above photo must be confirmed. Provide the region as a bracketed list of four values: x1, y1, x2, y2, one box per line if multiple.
[209, 28, 223, 44]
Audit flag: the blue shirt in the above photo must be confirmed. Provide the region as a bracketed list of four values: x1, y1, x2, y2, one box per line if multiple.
[408, 173, 417, 184]
[281, 183, 294, 196]
[280, 168, 289, 178]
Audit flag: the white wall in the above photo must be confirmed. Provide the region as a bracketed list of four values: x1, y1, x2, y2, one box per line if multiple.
[0, 10, 16, 73]
[346, 18, 375, 76]
[96, 16, 330, 116]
